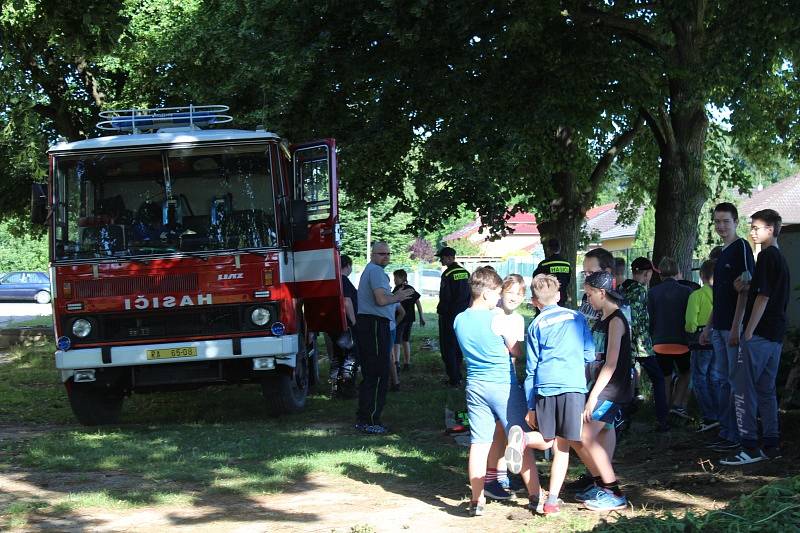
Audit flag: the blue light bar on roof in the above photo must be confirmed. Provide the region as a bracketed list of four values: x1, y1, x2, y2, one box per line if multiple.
[97, 105, 232, 133]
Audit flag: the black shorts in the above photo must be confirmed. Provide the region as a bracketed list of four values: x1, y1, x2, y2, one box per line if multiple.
[535, 392, 585, 441]
[655, 352, 690, 376]
[395, 319, 413, 343]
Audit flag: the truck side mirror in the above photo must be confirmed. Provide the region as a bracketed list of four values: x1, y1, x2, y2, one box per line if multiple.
[291, 199, 309, 241]
[31, 183, 49, 225]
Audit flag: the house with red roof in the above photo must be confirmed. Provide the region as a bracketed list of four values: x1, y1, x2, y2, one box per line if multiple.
[443, 203, 641, 257]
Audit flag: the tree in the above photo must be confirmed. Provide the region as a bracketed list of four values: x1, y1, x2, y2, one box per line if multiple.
[0, 0, 128, 219]
[566, 0, 800, 276]
[408, 237, 435, 263]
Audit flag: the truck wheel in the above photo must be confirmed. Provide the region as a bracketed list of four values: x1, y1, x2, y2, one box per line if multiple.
[67, 382, 124, 426]
[262, 349, 309, 415]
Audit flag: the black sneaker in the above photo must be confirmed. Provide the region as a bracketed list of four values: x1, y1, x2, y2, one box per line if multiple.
[762, 446, 782, 459]
[709, 439, 739, 452]
[403, 363, 410, 371]
[565, 472, 595, 492]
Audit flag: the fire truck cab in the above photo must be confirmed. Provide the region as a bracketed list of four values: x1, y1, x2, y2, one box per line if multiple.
[31, 105, 346, 425]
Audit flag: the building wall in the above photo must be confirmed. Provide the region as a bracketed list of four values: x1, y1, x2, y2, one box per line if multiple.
[779, 225, 800, 331]
[474, 234, 541, 257]
[598, 236, 636, 252]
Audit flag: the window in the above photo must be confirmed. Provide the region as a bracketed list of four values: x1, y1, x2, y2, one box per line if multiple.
[294, 146, 331, 221]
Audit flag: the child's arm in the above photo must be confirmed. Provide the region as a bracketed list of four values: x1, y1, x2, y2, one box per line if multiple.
[415, 299, 426, 326]
[344, 296, 356, 326]
[523, 323, 540, 411]
[585, 316, 623, 421]
[743, 295, 768, 341]
[685, 291, 699, 333]
[395, 304, 406, 323]
[581, 315, 595, 363]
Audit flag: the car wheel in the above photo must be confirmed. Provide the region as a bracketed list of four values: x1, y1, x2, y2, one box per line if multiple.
[34, 290, 51, 304]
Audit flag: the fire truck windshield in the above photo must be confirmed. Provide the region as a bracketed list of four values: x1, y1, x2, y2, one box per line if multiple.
[53, 144, 277, 260]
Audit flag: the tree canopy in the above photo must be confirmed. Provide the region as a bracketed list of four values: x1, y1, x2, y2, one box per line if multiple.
[2, 0, 800, 272]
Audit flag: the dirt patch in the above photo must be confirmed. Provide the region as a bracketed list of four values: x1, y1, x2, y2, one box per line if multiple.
[2, 413, 799, 532]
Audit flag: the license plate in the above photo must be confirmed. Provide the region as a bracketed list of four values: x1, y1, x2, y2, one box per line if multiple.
[146, 346, 198, 360]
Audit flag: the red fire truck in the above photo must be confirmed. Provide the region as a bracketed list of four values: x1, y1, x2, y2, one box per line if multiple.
[31, 105, 346, 425]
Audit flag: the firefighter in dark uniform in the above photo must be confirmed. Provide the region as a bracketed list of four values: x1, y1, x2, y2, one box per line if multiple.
[436, 246, 471, 386]
[533, 237, 573, 305]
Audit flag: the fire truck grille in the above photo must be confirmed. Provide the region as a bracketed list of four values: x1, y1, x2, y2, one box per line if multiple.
[73, 274, 199, 298]
[66, 303, 280, 344]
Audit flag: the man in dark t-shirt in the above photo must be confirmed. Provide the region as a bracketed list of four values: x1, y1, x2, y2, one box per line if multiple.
[330, 255, 359, 398]
[722, 209, 790, 465]
[534, 238, 573, 305]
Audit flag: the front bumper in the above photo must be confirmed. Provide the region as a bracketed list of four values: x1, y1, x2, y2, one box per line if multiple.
[56, 334, 299, 382]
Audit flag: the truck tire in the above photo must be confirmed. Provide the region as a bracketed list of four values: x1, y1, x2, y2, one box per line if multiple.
[262, 348, 309, 415]
[67, 382, 124, 426]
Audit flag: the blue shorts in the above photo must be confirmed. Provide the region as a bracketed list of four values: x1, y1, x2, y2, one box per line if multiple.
[591, 399, 622, 424]
[466, 380, 529, 444]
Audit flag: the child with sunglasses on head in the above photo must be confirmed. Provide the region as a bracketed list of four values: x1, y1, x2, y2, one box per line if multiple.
[572, 271, 633, 511]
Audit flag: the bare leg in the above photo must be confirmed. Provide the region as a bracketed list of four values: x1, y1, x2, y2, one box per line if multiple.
[402, 341, 411, 366]
[468, 443, 492, 503]
[570, 441, 600, 477]
[580, 420, 617, 484]
[548, 437, 572, 501]
[487, 421, 505, 471]
[520, 448, 541, 499]
[390, 345, 400, 386]
[597, 422, 616, 460]
[673, 371, 691, 409]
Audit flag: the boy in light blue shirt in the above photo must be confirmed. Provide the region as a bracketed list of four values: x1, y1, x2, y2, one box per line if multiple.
[454, 267, 547, 516]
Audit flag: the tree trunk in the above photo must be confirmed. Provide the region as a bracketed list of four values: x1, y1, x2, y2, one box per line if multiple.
[536, 213, 581, 309]
[651, 103, 709, 278]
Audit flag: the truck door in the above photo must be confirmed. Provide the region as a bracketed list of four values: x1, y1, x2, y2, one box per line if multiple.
[290, 140, 346, 333]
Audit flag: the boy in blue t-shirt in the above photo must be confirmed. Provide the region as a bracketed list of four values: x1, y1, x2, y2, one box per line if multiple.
[505, 274, 595, 515]
[454, 267, 544, 516]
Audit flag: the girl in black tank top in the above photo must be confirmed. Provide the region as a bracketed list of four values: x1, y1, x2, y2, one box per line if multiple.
[593, 309, 634, 404]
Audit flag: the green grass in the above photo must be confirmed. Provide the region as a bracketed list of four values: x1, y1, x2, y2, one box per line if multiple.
[4, 315, 54, 328]
[595, 475, 800, 532]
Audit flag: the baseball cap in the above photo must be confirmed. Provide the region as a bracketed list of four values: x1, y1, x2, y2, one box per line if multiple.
[631, 257, 660, 273]
[435, 246, 456, 257]
[584, 271, 625, 301]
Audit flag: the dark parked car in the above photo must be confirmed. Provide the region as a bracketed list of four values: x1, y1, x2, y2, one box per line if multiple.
[0, 271, 51, 304]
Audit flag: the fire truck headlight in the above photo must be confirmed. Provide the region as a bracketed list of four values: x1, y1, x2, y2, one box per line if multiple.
[72, 318, 93, 338]
[250, 307, 271, 326]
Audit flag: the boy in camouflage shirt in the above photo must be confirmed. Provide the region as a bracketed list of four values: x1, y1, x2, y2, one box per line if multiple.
[619, 257, 669, 431]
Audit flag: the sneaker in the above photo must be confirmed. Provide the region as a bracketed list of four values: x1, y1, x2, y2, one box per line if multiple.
[403, 363, 410, 372]
[504, 425, 526, 475]
[542, 499, 562, 515]
[468, 501, 485, 517]
[707, 439, 739, 452]
[696, 420, 720, 433]
[566, 472, 596, 492]
[484, 480, 513, 500]
[527, 491, 546, 514]
[670, 407, 690, 419]
[583, 489, 628, 511]
[354, 422, 368, 432]
[762, 446, 782, 459]
[720, 448, 766, 465]
[390, 382, 400, 392]
[499, 474, 526, 493]
[363, 424, 390, 435]
[575, 485, 604, 502]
